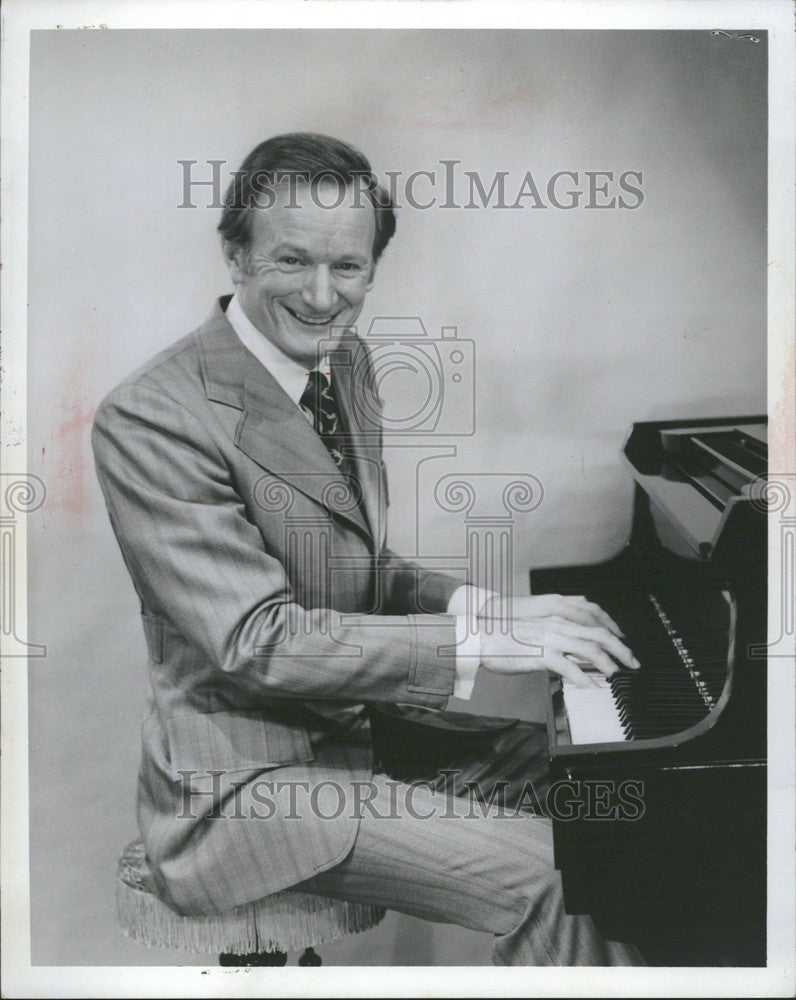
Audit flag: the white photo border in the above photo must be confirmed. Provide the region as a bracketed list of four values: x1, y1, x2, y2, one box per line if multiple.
[2, 1, 793, 997]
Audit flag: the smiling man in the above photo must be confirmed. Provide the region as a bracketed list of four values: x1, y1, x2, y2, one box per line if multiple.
[221, 165, 378, 364]
[92, 132, 643, 966]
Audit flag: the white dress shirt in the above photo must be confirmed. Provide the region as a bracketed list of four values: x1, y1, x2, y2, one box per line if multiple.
[225, 294, 492, 700]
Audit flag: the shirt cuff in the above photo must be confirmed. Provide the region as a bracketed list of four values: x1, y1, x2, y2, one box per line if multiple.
[452, 616, 481, 700]
[447, 586, 496, 701]
[446, 584, 496, 617]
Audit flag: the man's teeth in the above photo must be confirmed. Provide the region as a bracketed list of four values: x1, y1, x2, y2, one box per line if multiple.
[286, 307, 334, 326]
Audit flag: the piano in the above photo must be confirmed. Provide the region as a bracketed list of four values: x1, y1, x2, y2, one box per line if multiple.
[532, 416, 768, 966]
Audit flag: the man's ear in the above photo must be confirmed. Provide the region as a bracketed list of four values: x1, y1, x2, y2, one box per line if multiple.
[222, 240, 247, 285]
[366, 262, 376, 292]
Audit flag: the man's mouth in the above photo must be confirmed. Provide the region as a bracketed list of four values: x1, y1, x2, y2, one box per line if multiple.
[282, 304, 340, 327]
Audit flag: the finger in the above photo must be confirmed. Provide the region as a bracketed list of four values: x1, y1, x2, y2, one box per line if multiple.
[548, 653, 598, 688]
[567, 597, 624, 637]
[584, 601, 624, 637]
[593, 626, 639, 669]
[561, 637, 620, 678]
[549, 599, 596, 629]
[564, 624, 640, 669]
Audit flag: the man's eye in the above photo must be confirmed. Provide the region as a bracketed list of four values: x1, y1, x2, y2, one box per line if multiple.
[336, 262, 361, 272]
[279, 256, 303, 267]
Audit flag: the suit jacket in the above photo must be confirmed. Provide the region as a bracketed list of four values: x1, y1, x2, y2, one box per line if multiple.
[92, 298, 462, 916]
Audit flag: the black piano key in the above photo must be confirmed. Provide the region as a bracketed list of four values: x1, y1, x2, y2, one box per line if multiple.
[591, 587, 727, 741]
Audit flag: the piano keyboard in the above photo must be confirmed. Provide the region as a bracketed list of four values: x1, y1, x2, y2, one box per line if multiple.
[562, 591, 730, 745]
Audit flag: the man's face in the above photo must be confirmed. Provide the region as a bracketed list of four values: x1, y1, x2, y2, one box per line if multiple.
[226, 181, 376, 367]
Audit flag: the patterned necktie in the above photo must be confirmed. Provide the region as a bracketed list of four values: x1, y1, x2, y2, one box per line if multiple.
[299, 370, 350, 474]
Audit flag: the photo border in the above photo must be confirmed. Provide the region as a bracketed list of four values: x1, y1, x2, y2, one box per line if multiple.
[2, 2, 793, 997]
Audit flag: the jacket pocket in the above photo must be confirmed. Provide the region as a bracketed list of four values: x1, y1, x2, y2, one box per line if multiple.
[164, 709, 315, 780]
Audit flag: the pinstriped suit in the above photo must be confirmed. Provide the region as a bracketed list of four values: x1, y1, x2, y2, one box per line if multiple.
[93, 298, 643, 964]
[91, 298, 463, 916]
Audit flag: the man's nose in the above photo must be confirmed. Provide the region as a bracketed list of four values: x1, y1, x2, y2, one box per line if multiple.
[301, 265, 337, 314]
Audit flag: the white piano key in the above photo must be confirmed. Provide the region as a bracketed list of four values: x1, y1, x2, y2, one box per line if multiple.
[562, 678, 628, 745]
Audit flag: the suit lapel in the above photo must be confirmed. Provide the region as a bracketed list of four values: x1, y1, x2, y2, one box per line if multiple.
[329, 338, 385, 545]
[197, 300, 372, 542]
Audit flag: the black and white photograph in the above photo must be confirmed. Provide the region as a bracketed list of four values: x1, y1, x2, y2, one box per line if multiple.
[2, 1, 794, 996]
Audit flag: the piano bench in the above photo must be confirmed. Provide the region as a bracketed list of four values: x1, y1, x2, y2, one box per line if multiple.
[116, 839, 386, 966]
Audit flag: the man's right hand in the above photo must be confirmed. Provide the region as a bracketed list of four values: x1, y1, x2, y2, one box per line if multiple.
[479, 617, 640, 688]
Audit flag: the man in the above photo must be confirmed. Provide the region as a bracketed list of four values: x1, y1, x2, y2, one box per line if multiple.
[92, 132, 642, 965]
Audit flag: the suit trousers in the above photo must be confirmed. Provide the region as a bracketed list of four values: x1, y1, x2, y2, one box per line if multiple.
[294, 714, 644, 966]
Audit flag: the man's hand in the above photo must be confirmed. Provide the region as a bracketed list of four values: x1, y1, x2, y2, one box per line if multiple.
[479, 594, 624, 637]
[479, 616, 639, 688]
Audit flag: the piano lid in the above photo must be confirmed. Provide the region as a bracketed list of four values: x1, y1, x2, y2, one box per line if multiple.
[622, 416, 767, 560]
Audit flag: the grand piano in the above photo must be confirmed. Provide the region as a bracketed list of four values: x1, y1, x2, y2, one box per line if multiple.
[531, 416, 768, 966]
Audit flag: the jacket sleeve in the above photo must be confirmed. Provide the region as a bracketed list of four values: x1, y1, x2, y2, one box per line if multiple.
[91, 378, 457, 708]
[374, 547, 463, 616]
